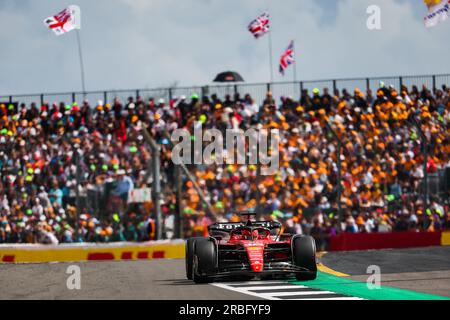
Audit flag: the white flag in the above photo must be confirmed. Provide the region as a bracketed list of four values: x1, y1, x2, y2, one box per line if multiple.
[424, 0, 450, 28]
[44, 5, 81, 36]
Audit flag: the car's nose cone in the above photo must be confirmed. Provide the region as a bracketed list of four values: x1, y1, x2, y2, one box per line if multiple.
[245, 245, 265, 273]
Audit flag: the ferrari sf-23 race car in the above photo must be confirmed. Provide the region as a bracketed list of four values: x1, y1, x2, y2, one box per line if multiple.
[186, 213, 317, 283]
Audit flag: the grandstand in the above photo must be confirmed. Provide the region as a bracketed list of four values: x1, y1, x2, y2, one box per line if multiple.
[0, 75, 449, 249]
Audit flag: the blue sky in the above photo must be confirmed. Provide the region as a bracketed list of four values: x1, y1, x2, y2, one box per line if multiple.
[0, 0, 448, 95]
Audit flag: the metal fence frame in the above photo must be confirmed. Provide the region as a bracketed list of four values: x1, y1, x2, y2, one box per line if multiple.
[2, 74, 449, 107]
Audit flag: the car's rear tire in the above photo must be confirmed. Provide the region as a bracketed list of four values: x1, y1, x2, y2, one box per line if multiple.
[192, 238, 217, 284]
[292, 235, 317, 281]
[186, 237, 203, 280]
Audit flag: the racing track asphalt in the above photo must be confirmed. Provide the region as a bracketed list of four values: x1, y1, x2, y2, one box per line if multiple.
[0, 246, 449, 299]
[0, 259, 259, 300]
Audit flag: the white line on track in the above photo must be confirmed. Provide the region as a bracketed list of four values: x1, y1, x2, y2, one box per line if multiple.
[228, 285, 302, 291]
[212, 282, 282, 300]
[224, 281, 287, 285]
[257, 290, 336, 297]
[212, 280, 365, 300]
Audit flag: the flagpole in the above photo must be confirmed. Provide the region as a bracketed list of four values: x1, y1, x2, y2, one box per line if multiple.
[268, 26, 274, 83]
[75, 29, 87, 96]
[292, 40, 298, 98]
[293, 40, 297, 83]
[265, 0, 273, 83]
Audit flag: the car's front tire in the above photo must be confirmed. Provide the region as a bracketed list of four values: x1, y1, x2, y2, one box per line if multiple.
[192, 238, 217, 284]
[292, 235, 317, 281]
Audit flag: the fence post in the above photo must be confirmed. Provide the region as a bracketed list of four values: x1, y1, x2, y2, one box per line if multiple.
[201, 86, 209, 98]
[136, 90, 140, 101]
[74, 149, 82, 242]
[337, 139, 342, 227]
[151, 140, 162, 240]
[233, 84, 238, 97]
[72, 93, 76, 104]
[153, 145, 163, 240]
[446, 168, 450, 196]
[255, 161, 262, 221]
[432, 75, 436, 92]
[423, 142, 429, 213]
[366, 78, 370, 92]
[9, 96, 12, 103]
[141, 128, 163, 239]
[40, 94, 44, 106]
[104, 91, 108, 104]
[399, 76, 403, 90]
[333, 80, 337, 94]
[324, 121, 343, 232]
[410, 116, 429, 215]
[300, 81, 304, 94]
[266, 83, 271, 93]
[168, 88, 173, 101]
[174, 165, 183, 239]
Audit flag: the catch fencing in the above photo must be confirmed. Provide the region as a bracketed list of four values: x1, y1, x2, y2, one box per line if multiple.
[2, 74, 449, 106]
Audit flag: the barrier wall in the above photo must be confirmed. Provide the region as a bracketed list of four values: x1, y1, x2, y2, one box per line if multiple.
[442, 231, 450, 246]
[0, 240, 185, 263]
[329, 231, 444, 251]
[1, 232, 449, 263]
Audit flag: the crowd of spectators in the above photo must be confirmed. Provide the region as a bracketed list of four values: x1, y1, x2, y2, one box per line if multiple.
[177, 83, 450, 249]
[1, 82, 449, 245]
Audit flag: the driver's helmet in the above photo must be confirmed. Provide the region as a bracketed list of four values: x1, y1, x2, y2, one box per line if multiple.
[253, 229, 268, 240]
[231, 229, 252, 240]
[241, 229, 252, 240]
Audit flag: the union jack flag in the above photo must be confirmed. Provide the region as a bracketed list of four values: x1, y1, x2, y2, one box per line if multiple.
[44, 5, 81, 36]
[279, 40, 295, 76]
[248, 12, 270, 39]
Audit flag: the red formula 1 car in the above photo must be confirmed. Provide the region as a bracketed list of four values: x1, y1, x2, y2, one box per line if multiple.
[186, 213, 317, 283]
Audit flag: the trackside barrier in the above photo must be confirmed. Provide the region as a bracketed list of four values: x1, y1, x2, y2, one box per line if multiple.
[330, 232, 442, 251]
[442, 232, 450, 246]
[0, 240, 185, 264]
[1, 233, 449, 263]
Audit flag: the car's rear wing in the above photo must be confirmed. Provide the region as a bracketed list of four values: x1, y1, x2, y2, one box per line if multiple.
[208, 221, 282, 233]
